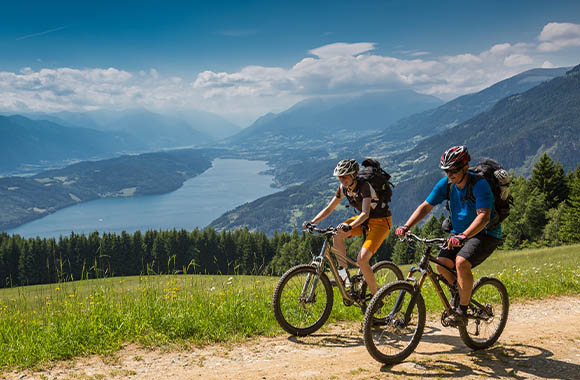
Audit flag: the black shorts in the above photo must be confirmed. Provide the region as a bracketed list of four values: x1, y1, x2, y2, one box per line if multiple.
[438, 233, 501, 268]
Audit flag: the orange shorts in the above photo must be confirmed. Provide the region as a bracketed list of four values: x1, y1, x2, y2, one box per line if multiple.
[343, 216, 392, 254]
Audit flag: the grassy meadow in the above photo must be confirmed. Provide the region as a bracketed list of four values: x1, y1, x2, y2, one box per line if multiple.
[1, 244, 579, 370]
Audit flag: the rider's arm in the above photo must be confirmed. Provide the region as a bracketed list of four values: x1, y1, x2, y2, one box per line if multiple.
[461, 208, 491, 238]
[402, 201, 434, 229]
[348, 197, 371, 229]
[310, 188, 343, 224]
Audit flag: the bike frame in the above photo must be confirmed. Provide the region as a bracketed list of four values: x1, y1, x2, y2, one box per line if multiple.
[391, 234, 493, 324]
[311, 234, 359, 303]
[404, 244, 457, 315]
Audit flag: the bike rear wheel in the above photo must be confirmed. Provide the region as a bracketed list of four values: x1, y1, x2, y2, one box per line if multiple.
[272, 264, 333, 336]
[363, 280, 426, 364]
[458, 276, 509, 349]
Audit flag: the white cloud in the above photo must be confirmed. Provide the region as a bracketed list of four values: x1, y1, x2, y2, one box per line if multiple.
[444, 54, 482, 65]
[538, 22, 580, 51]
[541, 61, 556, 69]
[504, 54, 533, 67]
[1, 22, 579, 125]
[410, 51, 429, 57]
[309, 42, 375, 58]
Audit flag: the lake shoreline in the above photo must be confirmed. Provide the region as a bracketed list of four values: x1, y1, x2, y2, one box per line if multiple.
[5, 158, 280, 238]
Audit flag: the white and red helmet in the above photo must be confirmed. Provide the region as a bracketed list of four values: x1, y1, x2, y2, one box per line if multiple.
[440, 146, 470, 170]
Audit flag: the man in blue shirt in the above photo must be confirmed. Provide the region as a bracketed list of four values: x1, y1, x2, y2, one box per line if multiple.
[395, 146, 501, 326]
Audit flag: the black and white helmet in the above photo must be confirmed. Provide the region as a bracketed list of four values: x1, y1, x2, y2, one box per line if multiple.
[440, 146, 470, 170]
[333, 159, 359, 177]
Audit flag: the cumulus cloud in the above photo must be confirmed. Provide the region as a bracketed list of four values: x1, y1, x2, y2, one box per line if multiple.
[1, 22, 578, 125]
[538, 22, 580, 51]
[504, 54, 533, 67]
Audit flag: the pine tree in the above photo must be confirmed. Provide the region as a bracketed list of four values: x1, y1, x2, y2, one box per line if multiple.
[530, 153, 568, 210]
[502, 176, 547, 248]
[559, 167, 580, 243]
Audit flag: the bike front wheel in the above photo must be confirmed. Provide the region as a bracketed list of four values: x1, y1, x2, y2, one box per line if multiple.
[272, 264, 333, 336]
[459, 276, 509, 349]
[362, 280, 426, 364]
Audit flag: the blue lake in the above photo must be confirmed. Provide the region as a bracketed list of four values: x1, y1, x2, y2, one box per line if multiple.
[6, 159, 279, 238]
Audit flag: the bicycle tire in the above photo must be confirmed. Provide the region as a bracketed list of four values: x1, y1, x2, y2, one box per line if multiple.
[272, 264, 333, 336]
[362, 280, 426, 364]
[458, 276, 509, 350]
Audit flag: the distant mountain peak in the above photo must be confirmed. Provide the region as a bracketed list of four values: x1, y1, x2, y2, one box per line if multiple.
[567, 64, 580, 75]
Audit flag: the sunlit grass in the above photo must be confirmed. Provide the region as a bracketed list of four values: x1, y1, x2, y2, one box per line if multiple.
[0, 275, 278, 369]
[0, 244, 579, 370]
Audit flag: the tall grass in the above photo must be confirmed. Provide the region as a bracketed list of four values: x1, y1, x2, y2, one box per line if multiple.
[0, 244, 579, 370]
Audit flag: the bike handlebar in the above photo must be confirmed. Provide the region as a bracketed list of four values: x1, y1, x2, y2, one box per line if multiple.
[303, 225, 338, 236]
[401, 233, 447, 247]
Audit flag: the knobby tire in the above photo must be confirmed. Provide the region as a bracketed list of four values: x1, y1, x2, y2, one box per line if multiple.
[363, 280, 426, 364]
[272, 264, 333, 336]
[458, 276, 509, 349]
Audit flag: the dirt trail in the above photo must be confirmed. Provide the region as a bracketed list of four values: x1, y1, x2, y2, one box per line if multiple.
[5, 296, 580, 380]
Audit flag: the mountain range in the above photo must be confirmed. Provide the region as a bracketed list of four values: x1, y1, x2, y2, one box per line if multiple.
[225, 90, 443, 159]
[0, 108, 240, 174]
[358, 67, 570, 156]
[0, 115, 132, 174]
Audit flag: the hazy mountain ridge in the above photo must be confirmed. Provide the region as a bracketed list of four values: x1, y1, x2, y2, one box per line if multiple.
[226, 90, 443, 150]
[358, 67, 570, 156]
[26, 109, 213, 149]
[1, 108, 240, 175]
[0, 115, 135, 174]
[26, 108, 241, 141]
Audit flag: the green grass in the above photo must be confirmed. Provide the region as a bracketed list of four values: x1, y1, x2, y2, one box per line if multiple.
[1, 244, 579, 370]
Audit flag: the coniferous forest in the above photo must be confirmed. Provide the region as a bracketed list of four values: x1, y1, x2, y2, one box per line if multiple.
[1, 154, 579, 288]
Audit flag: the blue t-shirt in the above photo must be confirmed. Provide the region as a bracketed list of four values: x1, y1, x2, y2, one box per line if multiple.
[426, 173, 502, 238]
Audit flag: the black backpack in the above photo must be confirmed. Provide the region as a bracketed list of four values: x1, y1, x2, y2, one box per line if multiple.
[355, 158, 394, 209]
[445, 158, 513, 231]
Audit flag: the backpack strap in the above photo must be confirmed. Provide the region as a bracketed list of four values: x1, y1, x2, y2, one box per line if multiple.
[342, 184, 358, 209]
[445, 172, 480, 212]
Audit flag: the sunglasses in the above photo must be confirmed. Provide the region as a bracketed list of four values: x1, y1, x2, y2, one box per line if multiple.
[444, 165, 465, 175]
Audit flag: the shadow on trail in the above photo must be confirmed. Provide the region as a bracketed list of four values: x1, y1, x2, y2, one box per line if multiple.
[383, 342, 580, 380]
[288, 333, 364, 348]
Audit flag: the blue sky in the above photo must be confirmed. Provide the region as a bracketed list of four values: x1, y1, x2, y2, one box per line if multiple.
[1, 0, 579, 125]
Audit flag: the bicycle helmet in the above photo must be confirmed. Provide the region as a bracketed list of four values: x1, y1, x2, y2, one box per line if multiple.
[333, 159, 359, 177]
[440, 146, 470, 170]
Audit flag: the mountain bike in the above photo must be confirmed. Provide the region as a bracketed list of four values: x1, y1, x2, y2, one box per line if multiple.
[272, 225, 404, 336]
[362, 233, 509, 364]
